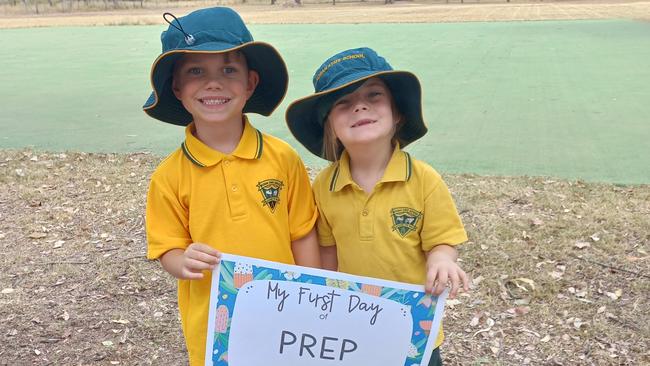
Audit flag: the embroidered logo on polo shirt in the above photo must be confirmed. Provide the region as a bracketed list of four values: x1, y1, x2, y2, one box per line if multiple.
[257, 179, 284, 213]
[390, 207, 422, 237]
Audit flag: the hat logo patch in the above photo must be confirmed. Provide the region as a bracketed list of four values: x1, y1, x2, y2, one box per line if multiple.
[257, 179, 284, 213]
[315, 53, 365, 83]
[390, 207, 422, 237]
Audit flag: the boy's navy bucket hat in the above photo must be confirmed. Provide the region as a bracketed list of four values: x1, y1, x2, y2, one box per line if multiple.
[143, 7, 288, 125]
[286, 47, 427, 160]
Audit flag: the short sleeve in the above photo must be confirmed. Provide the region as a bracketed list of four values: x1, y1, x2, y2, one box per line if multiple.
[311, 171, 335, 247]
[285, 153, 318, 242]
[420, 169, 468, 252]
[145, 170, 192, 259]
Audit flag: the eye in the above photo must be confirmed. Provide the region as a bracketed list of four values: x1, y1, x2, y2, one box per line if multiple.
[368, 91, 383, 98]
[334, 98, 349, 107]
[187, 67, 202, 75]
[224, 66, 237, 74]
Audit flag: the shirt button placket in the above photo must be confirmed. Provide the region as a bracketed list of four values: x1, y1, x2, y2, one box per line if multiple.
[360, 199, 374, 241]
[223, 158, 245, 219]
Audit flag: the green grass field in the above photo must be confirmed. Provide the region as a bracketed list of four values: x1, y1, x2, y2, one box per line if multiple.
[1, 20, 649, 183]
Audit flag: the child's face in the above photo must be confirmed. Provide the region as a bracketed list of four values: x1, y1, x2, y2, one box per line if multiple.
[327, 78, 397, 150]
[172, 51, 259, 126]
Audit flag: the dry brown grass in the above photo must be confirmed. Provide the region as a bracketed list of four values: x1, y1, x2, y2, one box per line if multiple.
[1, 1, 650, 28]
[1, 149, 648, 365]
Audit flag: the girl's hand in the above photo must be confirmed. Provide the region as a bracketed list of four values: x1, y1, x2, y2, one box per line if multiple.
[180, 243, 221, 280]
[425, 245, 469, 299]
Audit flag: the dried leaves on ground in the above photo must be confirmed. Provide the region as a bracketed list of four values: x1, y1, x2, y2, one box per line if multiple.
[0, 149, 648, 365]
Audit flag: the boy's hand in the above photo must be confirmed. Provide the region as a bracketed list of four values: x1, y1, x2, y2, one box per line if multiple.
[425, 245, 469, 299]
[180, 243, 221, 279]
[160, 243, 221, 280]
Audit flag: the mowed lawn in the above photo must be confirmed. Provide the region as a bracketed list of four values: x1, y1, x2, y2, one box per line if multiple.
[1, 19, 649, 183]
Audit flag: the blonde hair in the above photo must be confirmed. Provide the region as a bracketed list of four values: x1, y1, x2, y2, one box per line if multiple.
[322, 118, 344, 161]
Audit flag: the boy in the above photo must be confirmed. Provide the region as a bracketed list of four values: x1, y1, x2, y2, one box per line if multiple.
[142, 7, 320, 365]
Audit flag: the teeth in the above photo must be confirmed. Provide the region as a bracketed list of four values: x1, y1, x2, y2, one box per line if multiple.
[201, 98, 229, 105]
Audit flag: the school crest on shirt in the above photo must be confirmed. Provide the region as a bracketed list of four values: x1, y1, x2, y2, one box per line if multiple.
[390, 207, 422, 238]
[257, 179, 284, 213]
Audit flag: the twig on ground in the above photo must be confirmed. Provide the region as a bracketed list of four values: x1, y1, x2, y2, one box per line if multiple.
[569, 254, 650, 280]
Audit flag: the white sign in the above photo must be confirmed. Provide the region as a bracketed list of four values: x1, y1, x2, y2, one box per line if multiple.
[206, 254, 447, 366]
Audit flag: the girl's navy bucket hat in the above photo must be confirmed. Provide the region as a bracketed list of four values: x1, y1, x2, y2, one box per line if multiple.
[143, 7, 288, 125]
[286, 47, 427, 160]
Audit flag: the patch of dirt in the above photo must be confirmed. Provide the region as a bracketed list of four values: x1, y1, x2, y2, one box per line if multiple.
[1, 1, 650, 28]
[1, 149, 649, 365]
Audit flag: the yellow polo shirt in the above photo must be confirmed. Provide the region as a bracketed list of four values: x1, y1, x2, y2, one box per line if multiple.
[313, 146, 467, 348]
[146, 117, 317, 365]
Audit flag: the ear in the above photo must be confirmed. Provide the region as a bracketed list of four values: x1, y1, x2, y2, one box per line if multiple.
[246, 70, 260, 99]
[172, 78, 182, 100]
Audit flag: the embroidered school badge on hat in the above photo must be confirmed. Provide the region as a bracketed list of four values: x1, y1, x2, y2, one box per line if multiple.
[257, 179, 283, 213]
[390, 207, 422, 237]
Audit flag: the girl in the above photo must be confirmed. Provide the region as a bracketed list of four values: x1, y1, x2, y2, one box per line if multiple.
[286, 47, 469, 365]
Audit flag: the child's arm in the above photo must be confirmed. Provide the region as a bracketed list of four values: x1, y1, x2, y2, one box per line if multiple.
[159, 243, 221, 280]
[320, 245, 338, 271]
[425, 244, 469, 299]
[291, 228, 321, 268]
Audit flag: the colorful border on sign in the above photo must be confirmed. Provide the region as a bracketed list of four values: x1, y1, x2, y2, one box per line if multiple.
[206, 255, 444, 365]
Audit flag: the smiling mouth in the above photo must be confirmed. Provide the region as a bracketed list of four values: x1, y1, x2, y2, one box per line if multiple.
[200, 97, 231, 105]
[352, 119, 375, 128]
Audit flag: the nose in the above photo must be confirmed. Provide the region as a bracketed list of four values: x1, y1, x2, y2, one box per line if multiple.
[353, 99, 369, 113]
[204, 73, 224, 90]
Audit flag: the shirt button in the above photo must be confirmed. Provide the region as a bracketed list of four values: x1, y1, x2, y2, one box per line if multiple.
[231, 185, 238, 192]
[361, 210, 369, 216]
[224, 160, 230, 166]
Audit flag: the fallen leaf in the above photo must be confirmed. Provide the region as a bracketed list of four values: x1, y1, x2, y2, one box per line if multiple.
[597, 306, 606, 314]
[473, 318, 495, 337]
[119, 327, 130, 344]
[446, 299, 461, 308]
[626, 255, 649, 262]
[573, 318, 585, 329]
[110, 319, 130, 325]
[34, 349, 41, 355]
[2, 288, 15, 294]
[540, 335, 551, 343]
[153, 311, 163, 317]
[514, 277, 536, 291]
[102, 340, 114, 347]
[605, 289, 622, 300]
[514, 306, 531, 316]
[590, 234, 600, 242]
[469, 314, 481, 327]
[53, 240, 65, 249]
[472, 275, 484, 286]
[574, 241, 591, 249]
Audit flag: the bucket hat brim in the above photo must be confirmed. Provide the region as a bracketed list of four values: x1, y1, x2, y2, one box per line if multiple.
[286, 70, 427, 160]
[143, 41, 288, 126]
